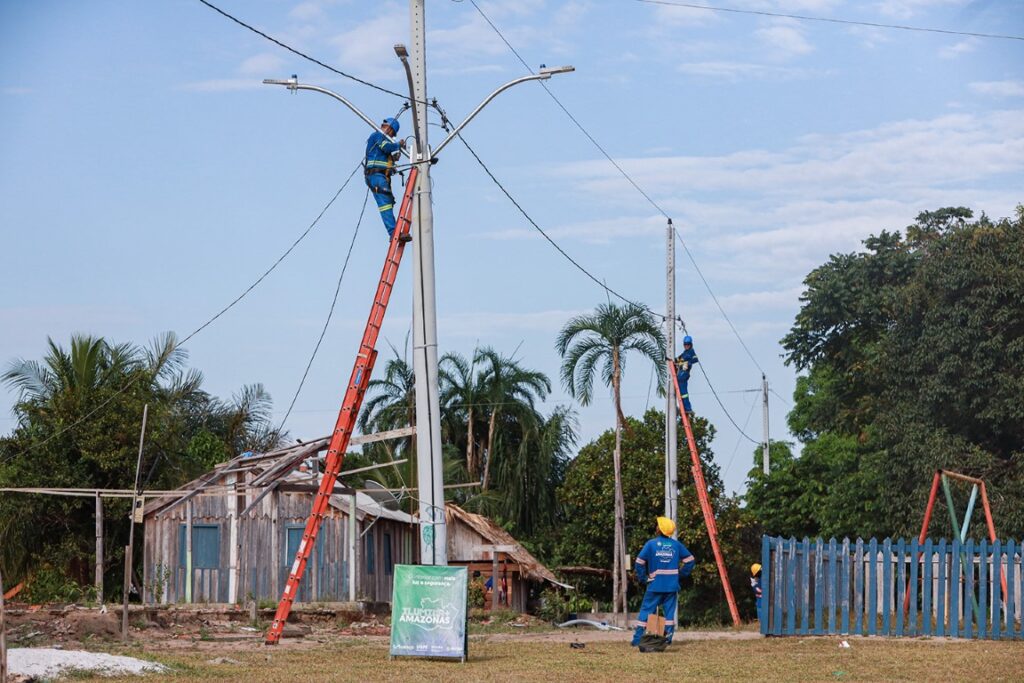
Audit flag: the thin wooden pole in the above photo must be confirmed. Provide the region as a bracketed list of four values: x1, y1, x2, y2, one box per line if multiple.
[123, 404, 148, 641]
[1, 564, 7, 683]
[95, 493, 104, 604]
[185, 500, 193, 604]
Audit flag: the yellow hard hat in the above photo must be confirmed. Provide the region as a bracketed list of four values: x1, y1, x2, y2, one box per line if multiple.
[656, 516, 676, 536]
[751, 563, 762, 576]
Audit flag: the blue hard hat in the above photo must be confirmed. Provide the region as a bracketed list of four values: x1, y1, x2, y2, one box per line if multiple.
[683, 335, 693, 345]
[382, 117, 400, 134]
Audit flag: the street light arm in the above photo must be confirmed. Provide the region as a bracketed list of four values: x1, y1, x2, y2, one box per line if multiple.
[432, 69, 572, 157]
[263, 79, 410, 158]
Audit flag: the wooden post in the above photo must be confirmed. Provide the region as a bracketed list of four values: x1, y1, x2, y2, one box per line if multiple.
[95, 493, 104, 604]
[270, 489, 280, 599]
[1, 564, 7, 683]
[348, 495, 357, 602]
[491, 551, 499, 611]
[228, 474, 239, 604]
[123, 404, 148, 640]
[185, 500, 194, 604]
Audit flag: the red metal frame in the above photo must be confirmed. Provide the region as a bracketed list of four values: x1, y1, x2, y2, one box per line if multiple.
[904, 469, 1005, 614]
[669, 361, 742, 627]
[265, 169, 419, 644]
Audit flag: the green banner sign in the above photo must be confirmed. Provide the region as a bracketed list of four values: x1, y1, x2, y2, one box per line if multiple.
[390, 565, 468, 661]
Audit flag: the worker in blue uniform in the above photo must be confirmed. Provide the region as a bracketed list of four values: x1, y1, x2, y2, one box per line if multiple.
[632, 516, 695, 646]
[364, 117, 409, 242]
[674, 335, 699, 413]
[751, 563, 763, 620]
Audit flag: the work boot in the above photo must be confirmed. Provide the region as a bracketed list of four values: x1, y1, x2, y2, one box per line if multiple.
[664, 625, 675, 644]
[631, 626, 645, 647]
[398, 232, 413, 243]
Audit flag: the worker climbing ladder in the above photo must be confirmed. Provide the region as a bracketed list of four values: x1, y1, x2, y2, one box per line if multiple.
[265, 168, 419, 645]
[668, 360, 742, 627]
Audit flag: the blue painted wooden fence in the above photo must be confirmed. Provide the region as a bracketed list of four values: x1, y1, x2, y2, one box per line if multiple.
[760, 536, 1023, 639]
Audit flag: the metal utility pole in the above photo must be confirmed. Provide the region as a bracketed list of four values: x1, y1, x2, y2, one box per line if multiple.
[761, 374, 770, 475]
[664, 219, 678, 530]
[122, 403, 148, 641]
[405, 0, 447, 565]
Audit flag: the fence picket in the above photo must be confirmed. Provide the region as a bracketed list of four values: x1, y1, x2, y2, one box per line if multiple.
[1006, 540, 1016, 639]
[760, 535, 770, 635]
[786, 538, 797, 635]
[922, 539, 933, 636]
[909, 538, 919, 636]
[950, 539, 961, 637]
[882, 538, 892, 635]
[827, 538, 838, 634]
[978, 539, 987, 640]
[841, 538, 851, 635]
[773, 536, 783, 636]
[801, 537, 810, 635]
[991, 539, 1001, 640]
[964, 539, 975, 638]
[814, 539, 824, 635]
[854, 538, 864, 635]
[896, 538, 906, 637]
[937, 539, 947, 637]
[867, 538, 878, 636]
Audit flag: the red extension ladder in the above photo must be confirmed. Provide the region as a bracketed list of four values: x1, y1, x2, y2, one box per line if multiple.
[265, 168, 419, 644]
[669, 360, 742, 627]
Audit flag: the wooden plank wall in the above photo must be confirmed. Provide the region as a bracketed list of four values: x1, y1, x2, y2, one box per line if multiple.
[143, 476, 415, 605]
[761, 536, 1024, 639]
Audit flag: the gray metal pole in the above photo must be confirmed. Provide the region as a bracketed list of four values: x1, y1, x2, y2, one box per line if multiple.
[409, 0, 447, 566]
[762, 374, 770, 475]
[665, 220, 678, 530]
[123, 403, 148, 640]
[95, 493, 104, 604]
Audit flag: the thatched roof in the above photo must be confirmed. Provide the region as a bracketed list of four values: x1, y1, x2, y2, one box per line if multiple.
[444, 504, 568, 587]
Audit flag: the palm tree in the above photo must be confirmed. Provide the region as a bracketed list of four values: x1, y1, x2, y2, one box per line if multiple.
[358, 343, 417, 505]
[438, 351, 484, 479]
[474, 347, 551, 490]
[556, 302, 666, 622]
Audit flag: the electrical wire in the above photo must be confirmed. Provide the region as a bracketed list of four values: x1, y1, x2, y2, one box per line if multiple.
[196, 0, 432, 105]
[466, 0, 767, 378]
[633, 0, 1024, 42]
[723, 391, 758, 480]
[276, 188, 371, 433]
[1, 163, 363, 465]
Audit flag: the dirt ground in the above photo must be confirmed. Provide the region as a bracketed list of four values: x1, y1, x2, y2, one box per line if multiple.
[5, 606, 1022, 681]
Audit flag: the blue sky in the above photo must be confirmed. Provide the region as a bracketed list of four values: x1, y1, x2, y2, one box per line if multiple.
[1, 0, 1022, 495]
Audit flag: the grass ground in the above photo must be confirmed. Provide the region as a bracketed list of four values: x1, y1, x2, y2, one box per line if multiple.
[67, 632, 1022, 682]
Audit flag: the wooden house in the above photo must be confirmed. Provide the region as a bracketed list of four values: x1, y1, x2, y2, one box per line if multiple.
[141, 437, 416, 605]
[445, 504, 567, 612]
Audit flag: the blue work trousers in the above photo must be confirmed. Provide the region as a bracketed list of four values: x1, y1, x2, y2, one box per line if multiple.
[637, 589, 678, 630]
[678, 373, 693, 412]
[366, 173, 397, 238]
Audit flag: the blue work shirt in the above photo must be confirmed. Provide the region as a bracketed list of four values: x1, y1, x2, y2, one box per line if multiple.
[677, 348, 698, 377]
[635, 536, 695, 592]
[365, 131, 401, 173]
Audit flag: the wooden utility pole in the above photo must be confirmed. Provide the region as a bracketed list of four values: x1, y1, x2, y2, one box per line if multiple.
[95, 493, 104, 604]
[122, 404, 148, 641]
[1, 564, 7, 683]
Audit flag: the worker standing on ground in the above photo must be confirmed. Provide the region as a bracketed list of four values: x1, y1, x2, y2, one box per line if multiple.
[632, 516, 695, 647]
[674, 335, 699, 414]
[364, 117, 409, 242]
[751, 563, 763, 619]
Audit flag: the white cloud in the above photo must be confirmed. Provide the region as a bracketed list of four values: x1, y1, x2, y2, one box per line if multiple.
[678, 61, 825, 81]
[482, 215, 665, 244]
[179, 78, 263, 93]
[289, 2, 325, 22]
[329, 11, 406, 82]
[940, 38, 976, 58]
[755, 22, 814, 58]
[239, 53, 286, 76]
[970, 80, 1024, 98]
[873, 0, 969, 19]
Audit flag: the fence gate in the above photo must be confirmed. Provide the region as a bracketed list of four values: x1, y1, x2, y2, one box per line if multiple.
[760, 536, 1023, 639]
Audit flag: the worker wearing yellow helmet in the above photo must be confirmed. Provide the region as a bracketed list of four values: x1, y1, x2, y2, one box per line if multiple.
[631, 516, 696, 648]
[751, 563, 763, 618]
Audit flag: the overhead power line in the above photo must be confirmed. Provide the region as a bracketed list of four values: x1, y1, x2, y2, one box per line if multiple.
[277, 188, 371, 433]
[633, 0, 1024, 42]
[196, 0, 429, 104]
[2, 163, 363, 465]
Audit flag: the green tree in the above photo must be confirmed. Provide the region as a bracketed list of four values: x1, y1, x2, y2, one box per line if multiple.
[558, 409, 759, 623]
[556, 302, 666, 619]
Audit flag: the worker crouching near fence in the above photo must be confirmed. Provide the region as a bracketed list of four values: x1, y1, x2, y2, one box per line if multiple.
[631, 516, 696, 647]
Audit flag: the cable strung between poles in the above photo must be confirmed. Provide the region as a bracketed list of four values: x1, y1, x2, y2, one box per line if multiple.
[2, 163, 363, 465]
[277, 188, 371, 433]
[196, 0, 433, 105]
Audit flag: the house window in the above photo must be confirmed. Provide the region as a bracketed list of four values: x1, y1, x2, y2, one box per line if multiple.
[384, 533, 393, 575]
[366, 530, 376, 574]
[178, 524, 220, 569]
[285, 526, 322, 564]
